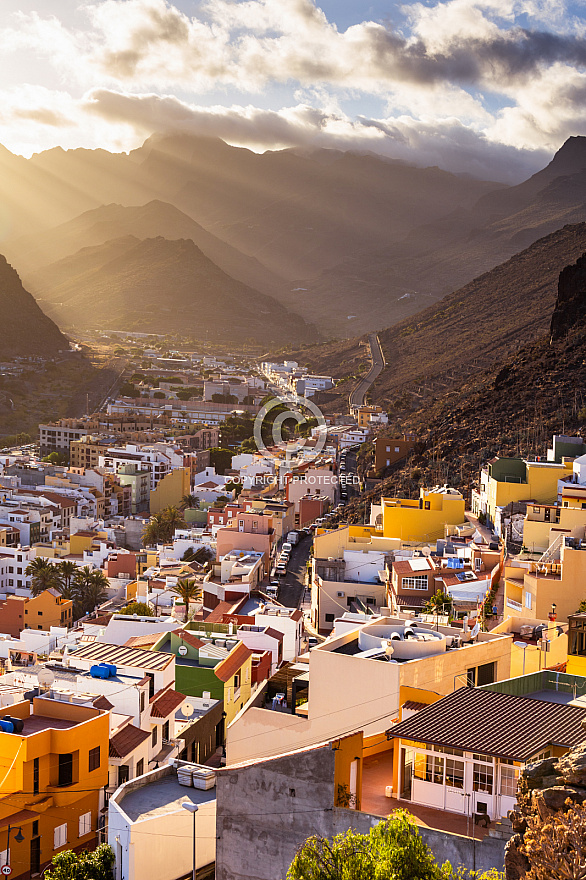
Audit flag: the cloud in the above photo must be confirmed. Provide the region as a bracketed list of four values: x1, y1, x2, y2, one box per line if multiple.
[84, 87, 551, 181]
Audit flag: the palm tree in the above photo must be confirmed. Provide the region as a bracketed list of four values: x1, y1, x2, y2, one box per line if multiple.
[72, 566, 96, 618]
[142, 512, 165, 546]
[181, 494, 199, 510]
[170, 577, 203, 623]
[57, 560, 78, 600]
[25, 557, 61, 596]
[83, 570, 110, 614]
[162, 506, 185, 537]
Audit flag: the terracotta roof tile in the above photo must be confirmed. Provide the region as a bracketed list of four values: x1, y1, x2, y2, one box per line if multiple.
[264, 627, 284, 642]
[124, 633, 165, 648]
[390, 688, 586, 761]
[93, 695, 114, 711]
[205, 601, 237, 623]
[151, 688, 186, 718]
[214, 642, 253, 683]
[174, 630, 205, 650]
[109, 724, 151, 758]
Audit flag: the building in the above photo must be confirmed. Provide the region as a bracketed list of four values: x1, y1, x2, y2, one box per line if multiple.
[472, 454, 574, 530]
[226, 615, 513, 765]
[0, 696, 109, 878]
[380, 487, 466, 542]
[0, 589, 73, 639]
[149, 467, 191, 515]
[503, 534, 586, 623]
[108, 761, 216, 880]
[373, 435, 418, 474]
[388, 678, 586, 824]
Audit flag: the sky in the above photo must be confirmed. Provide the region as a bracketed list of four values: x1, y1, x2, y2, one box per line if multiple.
[1, 0, 586, 181]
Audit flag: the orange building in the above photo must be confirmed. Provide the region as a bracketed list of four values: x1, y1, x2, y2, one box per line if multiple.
[0, 696, 109, 878]
[0, 590, 73, 639]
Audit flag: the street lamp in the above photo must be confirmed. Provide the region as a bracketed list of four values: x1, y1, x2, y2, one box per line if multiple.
[182, 802, 199, 880]
[6, 824, 24, 873]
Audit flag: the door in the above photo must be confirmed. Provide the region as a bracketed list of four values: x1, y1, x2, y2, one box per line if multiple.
[401, 748, 414, 800]
[30, 836, 41, 875]
[349, 759, 358, 810]
[118, 764, 129, 786]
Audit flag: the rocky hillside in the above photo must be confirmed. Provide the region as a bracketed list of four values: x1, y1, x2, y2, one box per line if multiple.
[338, 250, 586, 523]
[290, 222, 586, 411]
[25, 236, 317, 344]
[0, 256, 68, 359]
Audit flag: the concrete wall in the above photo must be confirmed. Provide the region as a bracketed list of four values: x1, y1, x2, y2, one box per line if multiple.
[215, 747, 506, 880]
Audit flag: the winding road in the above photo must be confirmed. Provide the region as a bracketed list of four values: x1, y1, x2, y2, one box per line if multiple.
[349, 333, 385, 409]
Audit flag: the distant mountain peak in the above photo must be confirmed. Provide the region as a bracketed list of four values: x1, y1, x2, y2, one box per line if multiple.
[546, 136, 586, 177]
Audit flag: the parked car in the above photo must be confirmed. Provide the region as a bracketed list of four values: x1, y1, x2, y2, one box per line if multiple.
[282, 542, 292, 553]
[307, 637, 319, 649]
[287, 531, 299, 544]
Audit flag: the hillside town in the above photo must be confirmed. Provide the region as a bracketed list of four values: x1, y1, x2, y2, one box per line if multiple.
[0, 321, 580, 880]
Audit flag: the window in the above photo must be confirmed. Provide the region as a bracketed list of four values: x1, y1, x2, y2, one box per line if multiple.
[151, 726, 158, 747]
[136, 759, 144, 777]
[88, 747, 100, 772]
[473, 762, 493, 794]
[140, 691, 146, 713]
[234, 673, 241, 690]
[32, 820, 39, 837]
[33, 757, 39, 794]
[325, 613, 335, 623]
[54, 823, 67, 849]
[414, 752, 443, 784]
[162, 720, 170, 740]
[500, 765, 519, 798]
[395, 447, 400, 453]
[58, 753, 73, 787]
[252, 521, 258, 530]
[525, 591, 533, 610]
[402, 576, 429, 591]
[445, 758, 465, 789]
[78, 812, 92, 837]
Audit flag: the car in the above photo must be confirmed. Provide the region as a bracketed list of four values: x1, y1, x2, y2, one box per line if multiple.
[307, 637, 319, 649]
[268, 580, 280, 589]
[282, 542, 292, 553]
[276, 565, 287, 577]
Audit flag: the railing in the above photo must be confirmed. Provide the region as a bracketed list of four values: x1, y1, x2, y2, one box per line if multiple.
[537, 534, 564, 565]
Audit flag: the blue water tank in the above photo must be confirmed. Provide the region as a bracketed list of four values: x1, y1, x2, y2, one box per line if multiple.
[90, 665, 109, 679]
[100, 663, 117, 677]
[3, 716, 24, 733]
[0, 719, 14, 733]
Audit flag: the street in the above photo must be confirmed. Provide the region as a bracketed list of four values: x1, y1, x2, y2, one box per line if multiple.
[275, 533, 313, 609]
[348, 333, 385, 409]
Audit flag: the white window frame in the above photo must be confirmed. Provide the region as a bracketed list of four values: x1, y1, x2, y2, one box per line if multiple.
[402, 576, 429, 591]
[54, 823, 67, 849]
[525, 591, 533, 610]
[79, 811, 92, 838]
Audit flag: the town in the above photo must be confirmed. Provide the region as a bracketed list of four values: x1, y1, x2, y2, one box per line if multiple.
[0, 328, 580, 879]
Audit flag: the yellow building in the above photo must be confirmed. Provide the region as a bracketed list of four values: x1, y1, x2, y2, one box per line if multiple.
[381, 487, 465, 542]
[0, 697, 109, 877]
[523, 489, 586, 553]
[25, 588, 73, 632]
[479, 457, 573, 528]
[69, 529, 108, 556]
[149, 467, 191, 515]
[213, 642, 253, 725]
[567, 612, 586, 675]
[504, 538, 586, 624]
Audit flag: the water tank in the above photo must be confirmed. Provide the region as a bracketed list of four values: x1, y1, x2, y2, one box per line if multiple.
[215, 639, 226, 648]
[100, 663, 117, 677]
[0, 719, 14, 733]
[225, 640, 238, 651]
[90, 665, 109, 679]
[3, 716, 23, 733]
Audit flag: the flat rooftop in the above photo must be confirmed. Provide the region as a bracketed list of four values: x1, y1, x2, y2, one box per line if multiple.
[120, 775, 216, 822]
[18, 715, 78, 736]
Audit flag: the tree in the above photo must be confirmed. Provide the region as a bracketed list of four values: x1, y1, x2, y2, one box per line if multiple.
[121, 601, 153, 616]
[287, 814, 501, 880]
[181, 493, 199, 509]
[423, 590, 453, 617]
[72, 567, 109, 616]
[57, 560, 78, 599]
[170, 577, 203, 623]
[288, 813, 442, 880]
[142, 506, 185, 545]
[25, 557, 61, 596]
[224, 480, 243, 498]
[209, 447, 233, 474]
[45, 842, 115, 879]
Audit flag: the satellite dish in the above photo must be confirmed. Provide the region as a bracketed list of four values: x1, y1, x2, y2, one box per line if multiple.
[513, 641, 529, 649]
[422, 546, 431, 557]
[178, 645, 188, 656]
[38, 669, 55, 688]
[470, 621, 481, 639]
[182, 702, 194, 717]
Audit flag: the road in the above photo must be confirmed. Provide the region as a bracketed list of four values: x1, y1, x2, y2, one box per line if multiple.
[275, 533, 313, 609]
[349, 333, 385, 409]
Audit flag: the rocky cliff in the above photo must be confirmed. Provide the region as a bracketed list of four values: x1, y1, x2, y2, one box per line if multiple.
[0, 255, 68, 358]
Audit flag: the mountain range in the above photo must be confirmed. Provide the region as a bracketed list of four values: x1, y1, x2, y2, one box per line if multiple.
[3, 133, 586, 347]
